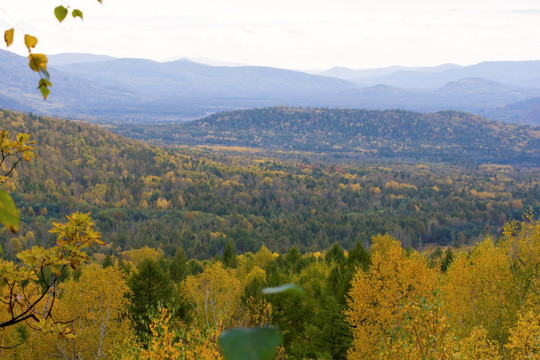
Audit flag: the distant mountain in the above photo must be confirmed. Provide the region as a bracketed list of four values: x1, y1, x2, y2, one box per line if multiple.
[0, 50, 141, 120]
[321, 63, 462, 80]
[112, 107, 540, 165]
[162, 56, 249, 67]
[347, 61, 540, 90]
[485, 97, 540, 126]
[1, 50, 540, 124]
[47, 53, 117, 66]
[433, 78, 540, 109]
[53, 58, 357, 99]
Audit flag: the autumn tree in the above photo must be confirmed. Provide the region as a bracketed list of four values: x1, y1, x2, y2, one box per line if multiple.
[182, 261, 242, 327]
[443, 237, 519, 344]
[345, 235, 438, 359]
[140, 305, 224, 360]
[10, 263, 137, 359]
[505, 310, 540, 358]
[0, 212, 104, 350]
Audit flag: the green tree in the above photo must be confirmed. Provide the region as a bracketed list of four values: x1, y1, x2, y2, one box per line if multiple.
[128, 257, 174, 333]
[223, 241, 238, 268]
[169, 246, 187, 282]
[305, 295, 351, 360]
[325, 242, 346, 265]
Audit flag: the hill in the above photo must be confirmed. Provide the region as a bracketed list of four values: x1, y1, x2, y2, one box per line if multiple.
[1, 109, 539, 259]
[112, 107, 540, 165]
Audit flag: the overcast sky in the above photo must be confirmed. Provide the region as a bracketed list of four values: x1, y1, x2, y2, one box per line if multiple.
[1, 0, 540, 70]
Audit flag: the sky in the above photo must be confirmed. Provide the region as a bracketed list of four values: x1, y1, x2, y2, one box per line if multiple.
[1, 0, 540, 70]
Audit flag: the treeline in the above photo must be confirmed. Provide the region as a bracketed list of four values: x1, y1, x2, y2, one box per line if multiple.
[2, 216, 538, 359]
[111, 107, 540, 165]
[0, 109, 539, 260]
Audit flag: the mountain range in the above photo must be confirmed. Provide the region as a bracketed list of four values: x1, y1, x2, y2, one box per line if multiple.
[1, 49, 540, 125]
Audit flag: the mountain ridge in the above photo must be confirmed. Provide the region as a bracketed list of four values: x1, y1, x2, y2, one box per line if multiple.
[1, 50, 540, 124]
[111, 107, 540, 166]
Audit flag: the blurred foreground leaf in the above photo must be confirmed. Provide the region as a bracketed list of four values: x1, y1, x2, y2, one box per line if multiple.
[0, 190, 19, 233]
[219, 327, 282, 360]
[262, 284, 306, 297]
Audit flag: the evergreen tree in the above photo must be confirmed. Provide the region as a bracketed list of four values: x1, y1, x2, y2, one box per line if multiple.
[441, 248, 454, 272]
[128, 257, 174, 333]
[347, 241, 370, 270]
[222, 241, 237, 268]
[326, 242, 346, 265]
[169, 246, 188, 282]
[305, 295, 351, 360]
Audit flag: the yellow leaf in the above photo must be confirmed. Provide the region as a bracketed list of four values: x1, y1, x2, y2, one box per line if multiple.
[4, 28, 14, 47]
[28, 53, 48, 72]
[24, 34, 38, 51]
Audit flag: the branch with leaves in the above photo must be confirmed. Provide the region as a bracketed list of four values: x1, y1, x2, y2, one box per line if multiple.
[2, 1, 102, 99]
[0, 212, 104, 348]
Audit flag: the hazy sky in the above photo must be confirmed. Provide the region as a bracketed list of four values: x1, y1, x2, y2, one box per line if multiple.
[1, 0, 540, 70]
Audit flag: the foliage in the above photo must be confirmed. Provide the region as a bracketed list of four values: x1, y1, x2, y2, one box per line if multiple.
[0, 129, 36, 232]
[505, 310, 540, 358]
[0, 212, 103, 350]
[9, 263, 137, 359]
[345, 236, 438, 359]
[2, 1, 101, 99]
[183, 262, 243, 327]
[140, 305, 224, 360]
[128, 257, 174, 334]
[443, 237, 519, 343]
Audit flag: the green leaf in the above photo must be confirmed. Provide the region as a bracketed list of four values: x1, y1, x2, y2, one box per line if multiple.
[4, 28, 14, 47]
[39, 78, 52, 87]
[72, 9, 83, 20]
[54, 6, 68, 23]
[262, 284, 306, 297]
[0, 191, 19, 233]
[40, 69, 50, 81]
[24, 34, 38, 51]
[218, 327, 282, 360]
[38, 79, 52, 100]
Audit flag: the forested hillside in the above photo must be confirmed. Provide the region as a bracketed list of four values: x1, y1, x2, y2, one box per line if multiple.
[113, 107, 540, 165]
[0, 109, 539, 260]
[0, 108, 538, 359]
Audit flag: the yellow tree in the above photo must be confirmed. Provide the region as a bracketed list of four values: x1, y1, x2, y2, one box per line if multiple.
[140, 305, 224, 360]
[345, 236, 438, 359]
[182, 261, 243, 327]
[377, 294, 458, 360]
[443, 237, 519, 344]
[0, 212, 104, 351]
[455, 327, 502, 360]
[500, 215, 540, 315]
[8, 263, 137, 359]
[505, 310, 540, 358]
[500, 216, 540, 358]
[52, 263, 136, 359]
